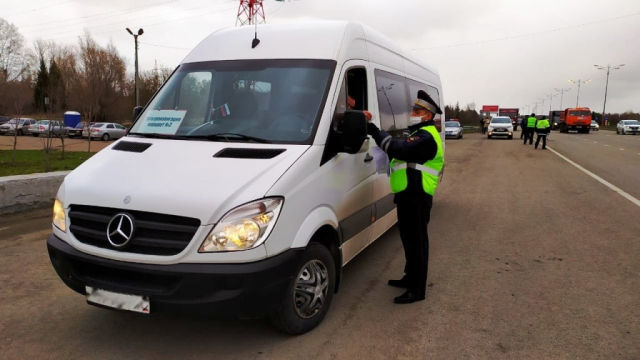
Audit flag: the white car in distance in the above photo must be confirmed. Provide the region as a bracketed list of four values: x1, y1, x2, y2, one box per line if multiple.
[617, 119, 640, 135]
[487, 116, 513, 139]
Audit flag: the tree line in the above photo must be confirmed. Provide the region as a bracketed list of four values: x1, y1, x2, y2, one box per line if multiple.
[0, 17, 171, 124]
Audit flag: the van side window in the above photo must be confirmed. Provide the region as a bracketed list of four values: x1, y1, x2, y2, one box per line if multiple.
[407, 79, 442, 129]
[324, 67, 368, 165]
[331, 67, 368, 128]
[374, 69, 409, 131]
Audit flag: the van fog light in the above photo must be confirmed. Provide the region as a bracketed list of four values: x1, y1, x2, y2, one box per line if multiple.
[200, 198, 283, 252]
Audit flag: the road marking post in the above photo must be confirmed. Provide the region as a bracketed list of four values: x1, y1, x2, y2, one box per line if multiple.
[547, 146, 640, 208]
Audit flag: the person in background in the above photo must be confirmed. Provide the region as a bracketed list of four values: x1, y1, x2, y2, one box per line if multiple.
[524, 113, 537, 145]
[366, 90, 443, 304]
[535, 115, 551, 149]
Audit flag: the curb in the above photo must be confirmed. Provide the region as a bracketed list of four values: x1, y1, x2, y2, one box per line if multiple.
[0, 171, 70, 215]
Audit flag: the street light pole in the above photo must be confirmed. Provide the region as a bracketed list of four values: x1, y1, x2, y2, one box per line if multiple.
[594, 64, 625, 126]
[554, 87, 571, 110]
[126, 27, 144, 107]
[568, 79, 591, 107]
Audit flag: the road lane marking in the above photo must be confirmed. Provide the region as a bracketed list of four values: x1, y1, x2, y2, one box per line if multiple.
[604, 144, 610, 147]
[547, 146, 640, 208]
[620, 148, 624, 151]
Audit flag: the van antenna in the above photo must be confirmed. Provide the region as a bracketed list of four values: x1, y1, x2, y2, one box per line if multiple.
[252, 18, 260, 48]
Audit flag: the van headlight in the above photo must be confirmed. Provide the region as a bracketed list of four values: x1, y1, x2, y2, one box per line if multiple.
[53, 198, 66, 232]
[199, 197, 283, 252]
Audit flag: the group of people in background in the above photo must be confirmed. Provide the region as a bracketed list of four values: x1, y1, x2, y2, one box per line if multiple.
[521, 113, 550, 149]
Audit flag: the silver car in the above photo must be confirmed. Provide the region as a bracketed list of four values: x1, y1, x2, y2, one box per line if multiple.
[0, 118, 37, 135]
[616, 119, 640, 135]
[444, 120, 463, 139]
[30, 120, 65, 137]
[82, 122, 127, 141]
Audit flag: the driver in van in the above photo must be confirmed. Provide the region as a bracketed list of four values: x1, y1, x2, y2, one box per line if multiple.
[365, 90, 444, 304]
[347, 95, 372, 121]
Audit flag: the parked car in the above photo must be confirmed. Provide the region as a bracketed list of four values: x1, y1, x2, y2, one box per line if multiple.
[487, 116, 513, 139]
[616, 119, 640, 135]
[590, 120, 600, 131]
[0, 118, 37, 135]
[444, 120, 463, 139]
[66, 121, 87, 138]
[0, 115, 10, 125]
[82, 122, 127, 140]
[31, 120, 65, 137]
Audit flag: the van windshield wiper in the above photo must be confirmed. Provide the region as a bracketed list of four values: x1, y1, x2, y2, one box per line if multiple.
[192, 133, 272, 143]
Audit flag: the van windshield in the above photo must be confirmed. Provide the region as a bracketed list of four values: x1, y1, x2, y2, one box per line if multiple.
[130, 59, 335, 144]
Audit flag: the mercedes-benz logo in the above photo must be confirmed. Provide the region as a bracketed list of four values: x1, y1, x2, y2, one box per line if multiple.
[107, 213, 135, 248]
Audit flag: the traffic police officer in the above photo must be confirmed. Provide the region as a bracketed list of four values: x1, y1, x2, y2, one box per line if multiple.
[524, 113, 537, 145]
[535, 115, 551, 149]
[366, 90, 443, 304]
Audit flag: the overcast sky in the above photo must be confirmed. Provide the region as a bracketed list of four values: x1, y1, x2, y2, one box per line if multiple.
[2, 0, 639, 114]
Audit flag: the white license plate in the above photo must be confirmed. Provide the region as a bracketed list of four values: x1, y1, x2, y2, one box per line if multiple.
[86, 286, 150, 314]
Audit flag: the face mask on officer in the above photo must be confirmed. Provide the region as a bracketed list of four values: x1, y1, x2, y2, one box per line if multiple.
[408, 108, 434, 126]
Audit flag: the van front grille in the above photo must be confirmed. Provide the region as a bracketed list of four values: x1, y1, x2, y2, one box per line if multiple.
[68, 205, 201, 256]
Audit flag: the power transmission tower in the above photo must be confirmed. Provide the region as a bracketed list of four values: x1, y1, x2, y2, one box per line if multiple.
[236, 0, 266, 26]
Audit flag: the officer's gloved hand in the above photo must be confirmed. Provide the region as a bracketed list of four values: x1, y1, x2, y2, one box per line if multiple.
[366, 122, 379, 136]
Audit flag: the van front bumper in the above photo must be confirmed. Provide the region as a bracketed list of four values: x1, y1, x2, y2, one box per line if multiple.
[47, 234, 303, 315]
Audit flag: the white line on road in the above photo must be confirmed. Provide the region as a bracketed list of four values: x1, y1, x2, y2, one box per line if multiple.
[620, 148, 624, 151]
[604, 144, 610, 147]
[547, 146, 640, 208]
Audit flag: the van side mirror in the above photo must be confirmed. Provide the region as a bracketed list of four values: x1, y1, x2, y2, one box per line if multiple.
[132, 106, 143, 121]
[337, 110, 367, 154]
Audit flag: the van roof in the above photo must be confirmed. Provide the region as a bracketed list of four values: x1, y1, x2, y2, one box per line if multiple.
[182, 20, 439, 81]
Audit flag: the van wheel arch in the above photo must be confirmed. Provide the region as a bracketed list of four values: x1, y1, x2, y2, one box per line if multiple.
[308, 225, 342, 293]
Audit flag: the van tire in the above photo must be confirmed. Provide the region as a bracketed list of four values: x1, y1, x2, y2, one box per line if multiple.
[270, 243, 335, 335]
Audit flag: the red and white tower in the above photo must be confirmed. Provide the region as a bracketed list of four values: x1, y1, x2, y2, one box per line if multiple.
[236, 0, 266, 26]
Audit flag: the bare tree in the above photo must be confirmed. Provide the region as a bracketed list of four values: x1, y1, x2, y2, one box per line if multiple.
[4, 80, 32, 164]
[0, 17, 33, 83]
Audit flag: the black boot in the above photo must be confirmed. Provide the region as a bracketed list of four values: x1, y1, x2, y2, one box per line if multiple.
[393, 290, 425, 304]
[387, 276, 409, 288]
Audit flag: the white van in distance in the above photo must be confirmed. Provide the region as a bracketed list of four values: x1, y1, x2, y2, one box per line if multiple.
[47, 20, 445, 334]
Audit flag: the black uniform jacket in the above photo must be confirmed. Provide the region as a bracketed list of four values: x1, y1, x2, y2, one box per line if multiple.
[367, 121, 438, 202]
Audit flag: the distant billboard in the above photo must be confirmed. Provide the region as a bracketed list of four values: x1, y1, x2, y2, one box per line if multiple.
[482, 105, 499, 112]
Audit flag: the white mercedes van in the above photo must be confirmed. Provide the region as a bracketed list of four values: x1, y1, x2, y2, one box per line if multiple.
[47, 21, 444, 334]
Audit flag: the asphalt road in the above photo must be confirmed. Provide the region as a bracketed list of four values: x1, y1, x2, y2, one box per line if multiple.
[1, 130, 639, 359]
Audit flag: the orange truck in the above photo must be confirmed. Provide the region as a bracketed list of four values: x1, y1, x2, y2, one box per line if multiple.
[558, 107, 592, 133]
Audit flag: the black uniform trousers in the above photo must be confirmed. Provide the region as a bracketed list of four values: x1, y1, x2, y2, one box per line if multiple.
[396, 194, 432, 296]
[523, 127, 535, 144]
[535, 133, 547, 149]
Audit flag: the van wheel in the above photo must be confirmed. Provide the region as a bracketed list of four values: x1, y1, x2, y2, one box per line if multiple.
[270, 243, 335, 335]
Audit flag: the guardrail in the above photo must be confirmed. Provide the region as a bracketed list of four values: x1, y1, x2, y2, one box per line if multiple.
[0, 171, 69, 215]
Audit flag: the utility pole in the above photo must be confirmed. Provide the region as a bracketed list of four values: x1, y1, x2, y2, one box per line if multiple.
[594, 64, 624, 126]
[126, 27, 144, 107]
[554, 87, 571, 110]
[548, 93, 555, 112]
[568, 79, 591, 107]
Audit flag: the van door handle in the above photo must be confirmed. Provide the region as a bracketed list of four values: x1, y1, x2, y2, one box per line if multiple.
[364, 153, 373, 162]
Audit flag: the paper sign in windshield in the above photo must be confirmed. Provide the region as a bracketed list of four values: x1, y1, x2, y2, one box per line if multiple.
[138, 110, 186, 134]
